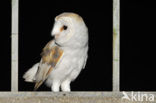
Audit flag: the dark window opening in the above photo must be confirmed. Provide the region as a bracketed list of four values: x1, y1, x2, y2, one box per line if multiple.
[0, 0, 11, 91]
[120, 0, 156, 91]
[19, 0, 112, 91]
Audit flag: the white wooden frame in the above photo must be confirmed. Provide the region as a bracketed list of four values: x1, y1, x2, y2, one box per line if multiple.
[11, 0, 18, 92]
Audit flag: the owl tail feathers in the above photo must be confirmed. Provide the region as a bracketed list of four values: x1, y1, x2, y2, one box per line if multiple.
[34, 67, 53, 91]
[23, 63, 39, 82]
[34, 81, 43, 91]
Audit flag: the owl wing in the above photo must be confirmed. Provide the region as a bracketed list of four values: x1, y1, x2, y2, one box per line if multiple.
[34, 40, 63, 90]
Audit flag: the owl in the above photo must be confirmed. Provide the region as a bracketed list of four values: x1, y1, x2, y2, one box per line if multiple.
[23, 12, 88, 92]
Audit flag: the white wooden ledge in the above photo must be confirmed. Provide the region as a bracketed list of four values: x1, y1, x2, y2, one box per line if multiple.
[0, 92, 156, 103]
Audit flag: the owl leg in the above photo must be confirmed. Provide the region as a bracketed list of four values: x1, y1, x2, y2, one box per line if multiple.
[61, 80, 71, 92]
[51, 81, 61, 92]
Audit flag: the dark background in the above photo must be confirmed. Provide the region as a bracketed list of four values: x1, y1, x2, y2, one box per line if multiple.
[120, 0, 156, 91]
[18, 0, 112, 91]
[0, 0, 11, 91]
[1, 0, 156, 91]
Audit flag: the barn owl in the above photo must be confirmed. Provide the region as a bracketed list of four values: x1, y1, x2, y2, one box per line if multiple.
[23, 12, 88, 92]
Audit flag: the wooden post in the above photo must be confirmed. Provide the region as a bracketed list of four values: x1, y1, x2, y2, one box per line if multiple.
[113, 0, 120, 91]
[11, 0, 18, 92]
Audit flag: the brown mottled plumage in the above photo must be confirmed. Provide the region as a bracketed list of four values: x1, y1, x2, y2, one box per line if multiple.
[55, 13, 83, 22]
[34, 41, 63, 90]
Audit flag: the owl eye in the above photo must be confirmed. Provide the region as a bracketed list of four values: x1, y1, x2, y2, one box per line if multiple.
[63, 25, 68, 30]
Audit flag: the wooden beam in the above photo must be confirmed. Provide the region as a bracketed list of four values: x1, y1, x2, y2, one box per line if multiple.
[113, 0, 120, 91]
[11, 0, 18, 92]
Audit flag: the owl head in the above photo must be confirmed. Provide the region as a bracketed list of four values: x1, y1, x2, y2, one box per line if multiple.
[51, 12, 88, 48]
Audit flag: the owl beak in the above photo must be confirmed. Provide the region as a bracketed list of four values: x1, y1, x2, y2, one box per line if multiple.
[51, 34, 55, 38]
[52, 33, 60, 39]
[54, 34, 60, 39]
[51, 32, 55, 37]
